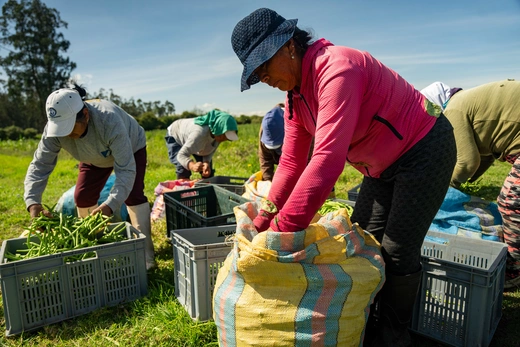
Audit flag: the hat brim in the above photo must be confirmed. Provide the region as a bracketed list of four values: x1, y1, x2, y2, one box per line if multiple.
[46, 116, 76, 137]
[225, 130, 239, 141]
[240, 18, 297, 92]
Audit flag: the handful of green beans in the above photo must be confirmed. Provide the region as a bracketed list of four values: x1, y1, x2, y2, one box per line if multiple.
[4, 210, 127, 263]
[318, 200, 354, 217]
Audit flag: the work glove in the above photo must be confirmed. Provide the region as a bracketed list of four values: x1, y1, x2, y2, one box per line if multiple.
[253, 199, 278, 232]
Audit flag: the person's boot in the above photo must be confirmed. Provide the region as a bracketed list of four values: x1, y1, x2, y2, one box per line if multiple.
[77, 204, 98, 218]
[375, 270, 422, 347]
[127, 202, 156, 270]
[363, 295, 380, 345]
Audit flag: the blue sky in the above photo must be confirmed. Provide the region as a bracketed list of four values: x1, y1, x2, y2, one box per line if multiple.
[18, 0, 520, 116]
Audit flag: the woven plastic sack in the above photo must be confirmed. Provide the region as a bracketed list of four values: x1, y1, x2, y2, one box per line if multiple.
[55, 174, 128, 222]
[213, 202, 385, 347]
[150, 179, 195, 222]
[241, 171, 272, 203]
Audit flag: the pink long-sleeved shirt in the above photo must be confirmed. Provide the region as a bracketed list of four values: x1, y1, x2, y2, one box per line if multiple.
[268, 38, 439, 232]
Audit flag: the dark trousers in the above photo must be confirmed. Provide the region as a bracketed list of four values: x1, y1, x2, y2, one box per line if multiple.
[351, 114, 456, 275]
[74, 146, 148, 207]
[165, 135, 214, 179]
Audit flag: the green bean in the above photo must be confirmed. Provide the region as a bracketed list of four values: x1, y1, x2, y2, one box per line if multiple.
[318, 200, 354, 216]
[4, 212, 128, 263]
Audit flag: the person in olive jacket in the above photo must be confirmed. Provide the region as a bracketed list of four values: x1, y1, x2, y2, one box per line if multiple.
[442, 79, 520, 290]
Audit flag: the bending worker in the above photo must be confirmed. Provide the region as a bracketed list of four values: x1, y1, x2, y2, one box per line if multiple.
[420, 81, 462, 111]
[441, 79, 520, 290]
[231, 8, 456, 346]
[23, 85, 156, 270]
[259, 103, 285, 181]
[165, 109, 238, 180]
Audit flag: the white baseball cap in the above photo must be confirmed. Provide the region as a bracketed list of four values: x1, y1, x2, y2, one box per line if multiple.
[225, 130, 239, 141]
[45, 89, 85, 137]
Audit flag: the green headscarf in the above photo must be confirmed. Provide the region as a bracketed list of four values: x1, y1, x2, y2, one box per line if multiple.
[194, 109, 238, 136]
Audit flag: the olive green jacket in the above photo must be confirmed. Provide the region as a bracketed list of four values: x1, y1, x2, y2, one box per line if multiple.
[444, 79, 520, 187]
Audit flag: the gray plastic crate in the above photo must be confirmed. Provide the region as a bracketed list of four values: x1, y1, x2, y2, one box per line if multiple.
[411, 231, 507, 347]
[0, 222, 148, 336]
[171, 225, 236, 321]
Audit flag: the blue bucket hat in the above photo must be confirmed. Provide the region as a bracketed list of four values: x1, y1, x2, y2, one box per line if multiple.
[231, 8, 297, 92]
[261, 105, 285, 147]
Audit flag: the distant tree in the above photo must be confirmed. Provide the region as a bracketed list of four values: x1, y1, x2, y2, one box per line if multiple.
[164, 100, 175, 116]
[0, 0, 76, 130]
[108, 88, 122, 106]
[90, 87, 108, 100]
[89, 87, 176, 118]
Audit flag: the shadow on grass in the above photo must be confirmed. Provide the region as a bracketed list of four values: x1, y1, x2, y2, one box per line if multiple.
[490, 289, 520, 347]
[155, 237, 174, 262]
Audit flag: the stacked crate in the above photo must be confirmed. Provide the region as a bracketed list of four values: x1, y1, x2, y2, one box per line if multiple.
[166, 183, 250, 320]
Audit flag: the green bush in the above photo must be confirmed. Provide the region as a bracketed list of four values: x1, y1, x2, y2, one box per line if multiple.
[0, 126, 41, 140]
[23, 127, 39, 139]
[236, 115, 252, 125]
[3, 125, 24, 140]
[137, 112, 162, 131]
[159, 115, 179, 129]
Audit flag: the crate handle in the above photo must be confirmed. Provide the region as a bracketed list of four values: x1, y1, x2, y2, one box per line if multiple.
[180, 190, 199, 199]
[423, 258, 446, 272]
[228, 196, 242, 204]
[62, 249, 98, 263]
[423, 257, 441, 264]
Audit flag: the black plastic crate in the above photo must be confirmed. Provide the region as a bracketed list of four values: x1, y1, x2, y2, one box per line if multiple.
[164, 184, 249, 237]
[195, 176, 248, 195]
[348, 184, 361, 201]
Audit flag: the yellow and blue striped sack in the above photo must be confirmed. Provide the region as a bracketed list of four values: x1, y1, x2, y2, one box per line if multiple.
[241, 171, 272, 203]
[213, 202, 385, 347]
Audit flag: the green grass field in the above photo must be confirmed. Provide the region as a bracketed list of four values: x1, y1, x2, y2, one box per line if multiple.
[0, 124, 518, 346]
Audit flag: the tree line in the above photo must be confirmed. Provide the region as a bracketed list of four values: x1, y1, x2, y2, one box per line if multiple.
[0, 0, 261, 141]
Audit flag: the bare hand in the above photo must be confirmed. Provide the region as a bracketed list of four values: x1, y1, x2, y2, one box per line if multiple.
[189, 161, 203, 173]
[90, 204, 113, 217]
[202, 162, 211, 177]
[28, 204, 53, 218]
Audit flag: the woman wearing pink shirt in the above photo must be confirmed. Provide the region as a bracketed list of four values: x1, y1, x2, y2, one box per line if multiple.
[231, 8, 456, 346]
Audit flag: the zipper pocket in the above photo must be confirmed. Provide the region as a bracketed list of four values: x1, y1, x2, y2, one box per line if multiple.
[373, 115, 403, 140]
